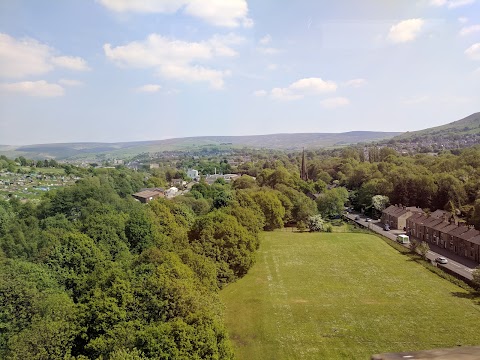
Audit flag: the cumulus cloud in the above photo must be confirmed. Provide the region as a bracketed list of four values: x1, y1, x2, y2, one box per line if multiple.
[257, 47, 281, 55]
[459, 24, 480, 36]
[388, 19, 424, 43]
[253, 89, 267, 97]
[104, 33, 242, 88]
[98, 0, 253, 28]
[458, 17, 469, 23]
[0, 33, 52, 78]
[0, 33, 90, 78]
[465, 43, 480, 60]
[0, 80, 64, 97]
[266, 77, 337, 101]
[320, 97, 350, 109]
[289, 78, 337, 94]
[135, 84, 161, 92]
[51, 56, 90, 71]
[270, 87, 303, 101]
[58, 79, 84, 86]
[345, 78, 367, 88]
[430, 0, 475, 7]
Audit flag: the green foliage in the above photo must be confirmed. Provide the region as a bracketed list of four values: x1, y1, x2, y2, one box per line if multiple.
[372, 194, 389, 212]
[251, 190, 285, 230]
[189, 210, 258, 286]
[307, 214, 325, 232]
[316, 187, 348, 218]
[232, 175, 257, 190]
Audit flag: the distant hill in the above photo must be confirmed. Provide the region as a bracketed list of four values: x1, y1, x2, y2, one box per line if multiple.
[393, 112, 480, 141]
[0, 131, 401, 160]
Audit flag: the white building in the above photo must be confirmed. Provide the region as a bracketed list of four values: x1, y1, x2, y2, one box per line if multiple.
[187, 169, 199, 180]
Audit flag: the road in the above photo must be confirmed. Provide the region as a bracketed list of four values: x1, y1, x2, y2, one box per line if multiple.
[344, 212, 476, 281]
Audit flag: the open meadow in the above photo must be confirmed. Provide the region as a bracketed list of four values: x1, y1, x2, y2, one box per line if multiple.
[220, 231, 480, 359]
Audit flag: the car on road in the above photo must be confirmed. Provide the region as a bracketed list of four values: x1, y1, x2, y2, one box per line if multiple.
[365, 218, 372, 222]
[354, 215, 360, 220]
[383, 224, 390, 231]
[435, 257, 448, 264]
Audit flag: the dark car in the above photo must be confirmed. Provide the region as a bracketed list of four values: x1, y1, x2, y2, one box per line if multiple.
[383, 224, 390, 231]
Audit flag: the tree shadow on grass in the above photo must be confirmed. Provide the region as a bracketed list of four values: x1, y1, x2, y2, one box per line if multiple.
[451, 291, 480, 305]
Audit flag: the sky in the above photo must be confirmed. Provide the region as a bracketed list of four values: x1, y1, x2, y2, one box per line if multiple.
[0, 0, 479, 145]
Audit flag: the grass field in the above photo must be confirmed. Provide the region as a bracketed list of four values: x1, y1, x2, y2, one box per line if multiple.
[220, 231, 480, 359]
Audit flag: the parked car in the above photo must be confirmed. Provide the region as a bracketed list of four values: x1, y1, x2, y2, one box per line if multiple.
[435, 257, 448, 264]
[365, 218, 372, 222]
[383, 224, 390, 231]
[354, 215, 360, 220]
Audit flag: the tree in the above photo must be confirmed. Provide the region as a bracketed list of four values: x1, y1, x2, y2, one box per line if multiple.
[372, 195, 389, 215]
[251, 190, 285, 230]
[473, 266, 480, 290]
[307, 214, 325, 232]
[316, 187, 348, 218]
[416, 241, 429, 260]
[189, 210, 258, 285]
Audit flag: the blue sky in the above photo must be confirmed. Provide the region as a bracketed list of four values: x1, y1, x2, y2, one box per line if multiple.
[0, 0, 479, 145]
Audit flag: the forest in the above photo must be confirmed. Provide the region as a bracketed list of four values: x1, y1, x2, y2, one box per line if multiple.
[1, 145, 480, 359]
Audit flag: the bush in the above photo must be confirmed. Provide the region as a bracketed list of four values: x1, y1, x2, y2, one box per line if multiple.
[307, 214, 325, 232]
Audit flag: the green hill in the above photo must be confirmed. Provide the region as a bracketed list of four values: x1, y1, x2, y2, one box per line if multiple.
[394, 112, 480, 141]
[0, 131, 401, 160]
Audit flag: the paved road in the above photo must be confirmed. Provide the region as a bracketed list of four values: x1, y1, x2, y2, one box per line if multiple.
[344, 212, 476, 281]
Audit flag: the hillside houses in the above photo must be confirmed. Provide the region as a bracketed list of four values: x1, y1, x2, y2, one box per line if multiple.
[383, 204, 480, 263]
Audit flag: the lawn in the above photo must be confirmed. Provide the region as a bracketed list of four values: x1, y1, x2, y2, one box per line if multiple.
[220, 231, 480, 359]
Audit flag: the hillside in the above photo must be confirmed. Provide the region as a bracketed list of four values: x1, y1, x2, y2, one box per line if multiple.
[393, 112, 480, 141]
[0, 131, 401, 160]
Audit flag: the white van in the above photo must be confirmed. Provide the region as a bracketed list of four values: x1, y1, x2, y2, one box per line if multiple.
[396, 234, 410, 244]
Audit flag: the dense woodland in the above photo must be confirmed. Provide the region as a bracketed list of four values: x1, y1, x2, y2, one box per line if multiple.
[1, 145, 480, 359]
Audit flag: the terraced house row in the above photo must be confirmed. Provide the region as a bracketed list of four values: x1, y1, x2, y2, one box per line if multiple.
[382, 205, 480, 263]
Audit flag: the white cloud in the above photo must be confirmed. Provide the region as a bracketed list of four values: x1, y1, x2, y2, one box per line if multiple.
[458, 17, 469, 23]
[104, 33, 241, 88]
[136, 84, 161, 92]
[51, 56, 90, 71]
[257, 47, 281, 55]
[0, 80, 64, 97]
[474, 67, 480, 75]
[459, 24, 480, 36]
[98, 0, 253, 28]
[58, 79, 84, 86]
[0, 33, 90, 78]
[430, 0, 475, 7]
[345, 78, 367, 88]
[0, 33, 53, 78]
[448, 0, 475, 8]
[268, 77, 337, 101]
[465, 43, 480, 60]
[253, 90, 267, 97]
[320, 97, 350, 109]
[259, 34, 272, 45]
[158, 64, 230, 89]
[271, 87, 303, 101]
[388, 19, 424, 43]
[289, 78, 337, 94]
